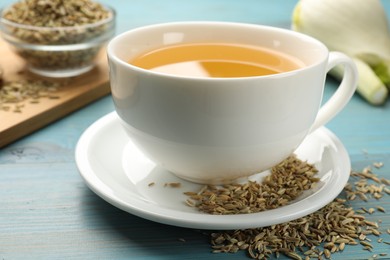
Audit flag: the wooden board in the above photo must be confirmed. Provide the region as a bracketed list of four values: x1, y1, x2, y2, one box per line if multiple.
[0, 39, 110, 148]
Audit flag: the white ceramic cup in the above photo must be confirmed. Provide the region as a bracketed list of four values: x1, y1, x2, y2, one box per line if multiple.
[107, 21, 357, 184]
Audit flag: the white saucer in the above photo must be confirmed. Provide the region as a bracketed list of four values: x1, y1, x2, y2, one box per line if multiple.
[75, 112, 351, 230]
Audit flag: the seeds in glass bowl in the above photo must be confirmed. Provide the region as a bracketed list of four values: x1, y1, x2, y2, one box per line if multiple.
[0, 0, 115, 77]
[2, 0, 112, 44]
[3, 0, 110, 29]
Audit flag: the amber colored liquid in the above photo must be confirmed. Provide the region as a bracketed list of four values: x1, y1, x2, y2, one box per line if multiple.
[129, 43, 304, 78]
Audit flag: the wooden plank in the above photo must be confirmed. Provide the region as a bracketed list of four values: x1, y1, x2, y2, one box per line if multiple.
[0, 39, 110, 148]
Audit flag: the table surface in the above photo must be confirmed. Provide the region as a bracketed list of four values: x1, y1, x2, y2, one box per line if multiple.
[1, 1, 390, 259]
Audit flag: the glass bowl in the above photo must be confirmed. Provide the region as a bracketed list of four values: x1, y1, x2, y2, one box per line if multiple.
[0, 5, 115, 78]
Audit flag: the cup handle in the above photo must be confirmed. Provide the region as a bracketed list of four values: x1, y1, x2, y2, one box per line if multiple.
[309, 52, 358, 133]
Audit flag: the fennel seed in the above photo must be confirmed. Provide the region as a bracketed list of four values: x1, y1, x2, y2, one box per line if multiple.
[165, 182, 181, 188]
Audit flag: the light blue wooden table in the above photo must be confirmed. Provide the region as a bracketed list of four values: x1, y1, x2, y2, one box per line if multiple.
[1, 1, 390, 259]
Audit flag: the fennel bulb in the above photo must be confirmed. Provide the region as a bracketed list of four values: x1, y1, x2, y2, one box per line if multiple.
[292, 0, 390, 105]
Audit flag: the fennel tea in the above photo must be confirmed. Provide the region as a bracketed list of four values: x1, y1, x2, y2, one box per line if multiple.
[129, 43, 304, 78]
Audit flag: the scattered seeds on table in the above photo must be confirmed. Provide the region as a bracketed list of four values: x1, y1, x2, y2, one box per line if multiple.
[373, 162, 384, 169]
[0, 79, 60, 112]
[183, 157, 389, 259]
[376, 206, 386, 213]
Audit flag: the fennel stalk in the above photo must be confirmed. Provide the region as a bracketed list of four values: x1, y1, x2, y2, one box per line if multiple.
[292, 0, 390, 105]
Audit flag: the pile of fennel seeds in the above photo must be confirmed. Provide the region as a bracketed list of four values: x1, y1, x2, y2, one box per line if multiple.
[184, 155, 319, 215]
[184, 157, 389, 259]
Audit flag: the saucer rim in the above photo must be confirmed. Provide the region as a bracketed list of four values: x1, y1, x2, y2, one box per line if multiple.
[75, 111, 351, 230]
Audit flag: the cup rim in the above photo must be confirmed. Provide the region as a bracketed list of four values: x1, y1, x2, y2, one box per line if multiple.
[107, 21, 329, 81]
